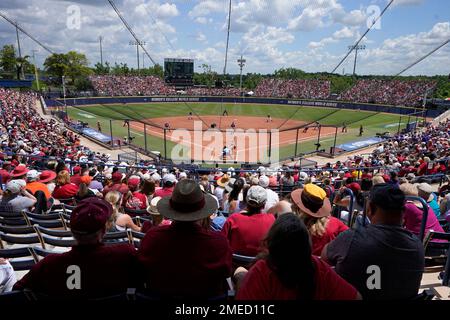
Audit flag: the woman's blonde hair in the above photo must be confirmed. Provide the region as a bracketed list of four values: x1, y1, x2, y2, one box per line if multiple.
[291, 201, 329, 237]
[104, 191, 122, 230]
[372, 175, 385, 185]
[56, 170, 70, 186]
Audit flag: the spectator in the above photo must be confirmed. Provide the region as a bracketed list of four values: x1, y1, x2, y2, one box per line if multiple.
[221, 186, 275, 256]
[141, 196, 172, 233]
[25, 170, 51, 200]
[153, 173, 176, 198]
[0, 179, 37, 212]
[291, 184, 348, 256]
[235, 214, 360, 300]
[138, 179, 232, 298]
[124, 177, 149, 210]
[0, 258, 17, 294]
[215, 174, 230, 208]
[400, 183, 444, 238]
[0, 161, 11, 184]
[417, 183, 441, 218]
[259, 175, 279, 213]
[38, 170, 57, 194]
[52, 170, 78, 200]
[104, 191, 141, 232]
[13, 198, 140, 298]
[102, 171, 129, 196]
[322, 183, 425, 300]
[223, 178, 245, 215]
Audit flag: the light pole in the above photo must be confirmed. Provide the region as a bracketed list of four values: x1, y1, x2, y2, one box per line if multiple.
[31, 49, 40, 92]
[129, 40, 146, 75]
[348, 44, 366, 76]
[99, 36, 103, 66]
[237, 55, 246, 96]
[62, 75, 67, 116]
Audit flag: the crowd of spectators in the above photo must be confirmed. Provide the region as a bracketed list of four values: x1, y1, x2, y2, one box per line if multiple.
[339, 79, 437, 107]
[1, 89, 450, 301]
[254, 79, 331, 100]
[89, 75, 176, 96]
[88, 76, 437, 107]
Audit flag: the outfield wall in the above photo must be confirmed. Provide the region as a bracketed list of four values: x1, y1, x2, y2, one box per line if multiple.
[44, 96, 444, 118]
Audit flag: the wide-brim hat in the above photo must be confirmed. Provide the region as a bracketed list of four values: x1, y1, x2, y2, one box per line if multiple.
[224, 178, 236, 193]
[217, 174, 230, 187]
[147, 196, 162, 215]
[291, 184, 331, 218]
[11, 165, 29, 177]
[157, 179, 218, 222]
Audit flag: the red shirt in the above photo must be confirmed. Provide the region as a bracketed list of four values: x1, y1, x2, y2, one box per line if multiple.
[221, 212, 275, 256]
[153, 186, 174, 198]
[52, 183, 79, 199]
[13, 244, 139, 298]
[236, 256, 358, 300]
[125, 191, 148, 210]
[311, 217, 349, 256]
[138, 222, 232, 298]
[70, 174, 82, 186]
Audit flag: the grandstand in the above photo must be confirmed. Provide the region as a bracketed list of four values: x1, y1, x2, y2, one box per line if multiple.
[1, 0, 450, 309]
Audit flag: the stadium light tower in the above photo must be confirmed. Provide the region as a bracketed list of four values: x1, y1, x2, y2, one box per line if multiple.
[129, 40, 146, 75]
[31, 49, 40, 92]
[348, 44, 366, 76]
[237, 55, 246, 95]
[99, 36, 103, 66]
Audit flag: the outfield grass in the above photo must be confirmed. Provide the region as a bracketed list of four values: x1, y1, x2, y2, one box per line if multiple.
[67, 102, 405, 162]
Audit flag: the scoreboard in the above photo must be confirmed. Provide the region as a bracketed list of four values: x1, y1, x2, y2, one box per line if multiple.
[164, 58, 194, 86]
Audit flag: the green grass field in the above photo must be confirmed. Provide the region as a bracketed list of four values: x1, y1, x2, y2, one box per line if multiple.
[67, 102, 407, 162]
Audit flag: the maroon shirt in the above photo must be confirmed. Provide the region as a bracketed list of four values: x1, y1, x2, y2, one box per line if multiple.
[138, 222, 232, 298]
[13, 243, 139, 298]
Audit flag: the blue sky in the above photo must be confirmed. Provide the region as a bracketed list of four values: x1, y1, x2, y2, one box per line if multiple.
[0, 0, 449, 75]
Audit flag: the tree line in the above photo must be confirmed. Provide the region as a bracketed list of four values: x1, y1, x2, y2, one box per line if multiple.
[0, 44, 449, 99]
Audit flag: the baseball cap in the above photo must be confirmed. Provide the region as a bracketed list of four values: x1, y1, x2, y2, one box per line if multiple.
[26, 170, 40, 181]
[70, 198, 113, 234]
[246, 186, 267, 207]
[128, 177, 141, 188]
[6, 179, 26, 194]
[151, 172, 161, 181]
[112, 172, 123, 183]
[259, 175, 270, 188]
[163, 173, 177, 184]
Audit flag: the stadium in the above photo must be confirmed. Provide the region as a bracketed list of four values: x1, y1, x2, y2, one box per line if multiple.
[0, 0, 450, 311]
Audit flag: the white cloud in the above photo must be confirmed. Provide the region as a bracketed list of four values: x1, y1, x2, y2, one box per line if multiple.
[196, 31, 208, 43]
[308, 26, 358, 49]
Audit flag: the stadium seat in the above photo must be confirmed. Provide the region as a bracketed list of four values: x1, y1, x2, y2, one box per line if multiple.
[0, 225, 36, 235]
[0, 247, 36, 271]
[33, 225, 72, 238]
[124, 207, 149, 217]
[0, 232, 42, 250]
[103, 230, 133, 245]
[423, 231, 450, 281]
